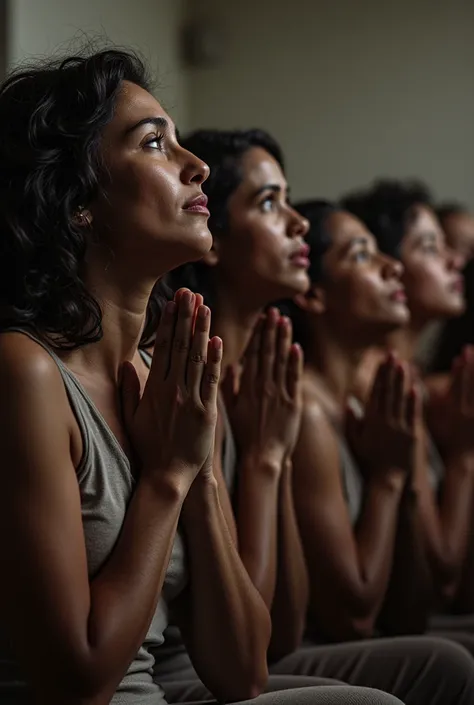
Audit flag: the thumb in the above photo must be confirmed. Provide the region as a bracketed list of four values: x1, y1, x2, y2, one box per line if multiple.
[120, 361, 141, 430]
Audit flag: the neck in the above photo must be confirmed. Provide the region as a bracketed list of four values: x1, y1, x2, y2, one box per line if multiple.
[213, 296, 263, 369]
[386, 318, 426, 363]
[64, 254, 158, 381]
[305, 322, 367, 405]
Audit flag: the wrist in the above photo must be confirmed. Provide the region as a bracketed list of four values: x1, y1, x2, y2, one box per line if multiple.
[139, 469, 192, 503]
[182, 473, 219, 519]
[240, 450, 283, 478]
[370, 470, 406, 495]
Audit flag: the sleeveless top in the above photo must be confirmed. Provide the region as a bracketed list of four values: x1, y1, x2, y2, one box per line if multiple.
[0, 330, 192, 705]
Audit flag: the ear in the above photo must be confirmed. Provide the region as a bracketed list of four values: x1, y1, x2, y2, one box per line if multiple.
[201, 236, 220, 267]
[294, 284, 327, 315]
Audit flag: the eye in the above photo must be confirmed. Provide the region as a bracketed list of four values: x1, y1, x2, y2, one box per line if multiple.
[143, 134, 165, 150]
[353, 249, 372, 263]
[260, 193, 277, 213]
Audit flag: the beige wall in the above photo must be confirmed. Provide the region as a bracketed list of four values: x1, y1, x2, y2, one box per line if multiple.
[7, 0, 188, 129]
[186, 0, 474, 208]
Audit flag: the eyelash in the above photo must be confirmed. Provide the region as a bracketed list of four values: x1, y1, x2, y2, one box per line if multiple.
[143, 134, 165, 150]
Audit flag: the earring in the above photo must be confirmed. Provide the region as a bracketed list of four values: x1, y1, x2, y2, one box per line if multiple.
[75, 207, 92, 227]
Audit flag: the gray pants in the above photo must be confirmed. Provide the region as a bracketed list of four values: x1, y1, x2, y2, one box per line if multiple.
[429, 612, 474, 655]
[162, 675, 403, 705]
[159, 635, 474, 705]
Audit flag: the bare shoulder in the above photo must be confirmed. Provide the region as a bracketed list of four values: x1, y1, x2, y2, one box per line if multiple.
[0, 331, 74, 436]
[0, 331, 62, 384]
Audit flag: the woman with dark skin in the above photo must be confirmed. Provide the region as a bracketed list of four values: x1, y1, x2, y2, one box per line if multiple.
[286, 200, 427, 642]
[343, 181, 474, 633]
[0, 51, 400, 705]
[160, 131, 474, 705]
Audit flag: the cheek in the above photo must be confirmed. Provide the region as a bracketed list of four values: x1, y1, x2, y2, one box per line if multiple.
[403, 261, 446, 303]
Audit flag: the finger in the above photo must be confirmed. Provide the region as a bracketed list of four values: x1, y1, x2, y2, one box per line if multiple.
[241, 316, 265, 392]
[191, 293, 204, 334]
[405, 384, 420, 431]
[120, 361, 141, 430]
[148, 299, 177, 381]
[275, 316, 292, 389]
[187, 305, 210, 400]
[392, 362, 406, 423]
[261, 307, 279, 388]
[367, 358, 389, 416]
[169, 290, 195, 387]
[382, 357, 397, 418]
[201, 337, 223, 407]
[286, 343, 303, 400]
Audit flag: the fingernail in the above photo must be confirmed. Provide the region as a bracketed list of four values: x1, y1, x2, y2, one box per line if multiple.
[213, 337, 223, 350]
[183, 291, 194, 305]
[198, 306, 209, 319]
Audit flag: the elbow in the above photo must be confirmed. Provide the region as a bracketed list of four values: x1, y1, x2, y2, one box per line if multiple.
[220, 662, 268, 702]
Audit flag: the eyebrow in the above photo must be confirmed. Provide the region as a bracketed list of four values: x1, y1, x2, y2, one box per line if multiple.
[125, 116, 169, 135]
[412, 231, 438, 245]
[253, 184, 285, 199]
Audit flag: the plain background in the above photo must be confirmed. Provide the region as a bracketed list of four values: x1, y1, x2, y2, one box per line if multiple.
[4, 0, 474, 206]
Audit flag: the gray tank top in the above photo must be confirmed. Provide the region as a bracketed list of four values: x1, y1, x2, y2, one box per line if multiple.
[0, 331, 187, 705]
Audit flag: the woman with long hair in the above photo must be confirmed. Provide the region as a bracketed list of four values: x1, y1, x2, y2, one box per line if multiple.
[0, 50, 399, 705]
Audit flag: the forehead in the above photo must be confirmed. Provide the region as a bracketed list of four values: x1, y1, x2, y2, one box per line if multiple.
[102, 80, 171, 140]
[407, 205, 443, 237]
[238, 146, 285, 190]
[326, 211, 375, 249]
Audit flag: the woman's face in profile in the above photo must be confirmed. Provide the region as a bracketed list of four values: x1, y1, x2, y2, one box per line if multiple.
[213, 146, 310, 306]
[87, 80, 213, 279]
[399, 205, 465, 324]
[317, 212, 409, 339]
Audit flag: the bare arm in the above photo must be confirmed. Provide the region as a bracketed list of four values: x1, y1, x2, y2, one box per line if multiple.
[0, 336, 190, 705]
[378, 483, 433, 635]
[173, 472, 271, 703]
[293, 402, 403, 641]
[269, 457, 309, 662]
[416, 447, 474, 600]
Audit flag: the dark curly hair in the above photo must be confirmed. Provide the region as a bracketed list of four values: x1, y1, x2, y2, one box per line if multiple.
[280, 199, 340, 351]
[0, 47, 167, 349]
[341, 179, 433, 259]
[167, 128, 284, 305]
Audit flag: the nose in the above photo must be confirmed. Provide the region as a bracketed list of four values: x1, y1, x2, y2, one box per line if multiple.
[288, 207, 310, 239]
[180, 147, 210, 185]
[446, 246, 465, 272]
[381, 253, 404, 279]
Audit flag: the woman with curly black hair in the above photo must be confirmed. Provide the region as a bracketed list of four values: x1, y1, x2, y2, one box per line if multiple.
[161, 129, 474, 705]
[0, 49, 401, 705]
[343, 180, 474, 635]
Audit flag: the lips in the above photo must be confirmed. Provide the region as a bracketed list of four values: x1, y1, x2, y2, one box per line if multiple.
[183, 194, 210, 216]
[389, 288, 407, 303]
[290, 243, 311, 269]
[450, 276, 464, 294]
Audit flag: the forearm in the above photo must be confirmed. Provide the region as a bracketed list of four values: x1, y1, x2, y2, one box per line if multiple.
[80, 474, 188, 703]
[422, 454, 474, 590]
[378, 486, 432, 635]
[180, 476, 270, 702]
[352, 477, 402, 616]
[269, 459, 309, 662]
[235, 453, 281, 607]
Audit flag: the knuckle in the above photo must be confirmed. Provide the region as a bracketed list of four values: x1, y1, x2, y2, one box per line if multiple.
[190, 352, 206, 364]
[206, 371, 219, 385]
[173, 338, 189, 353]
